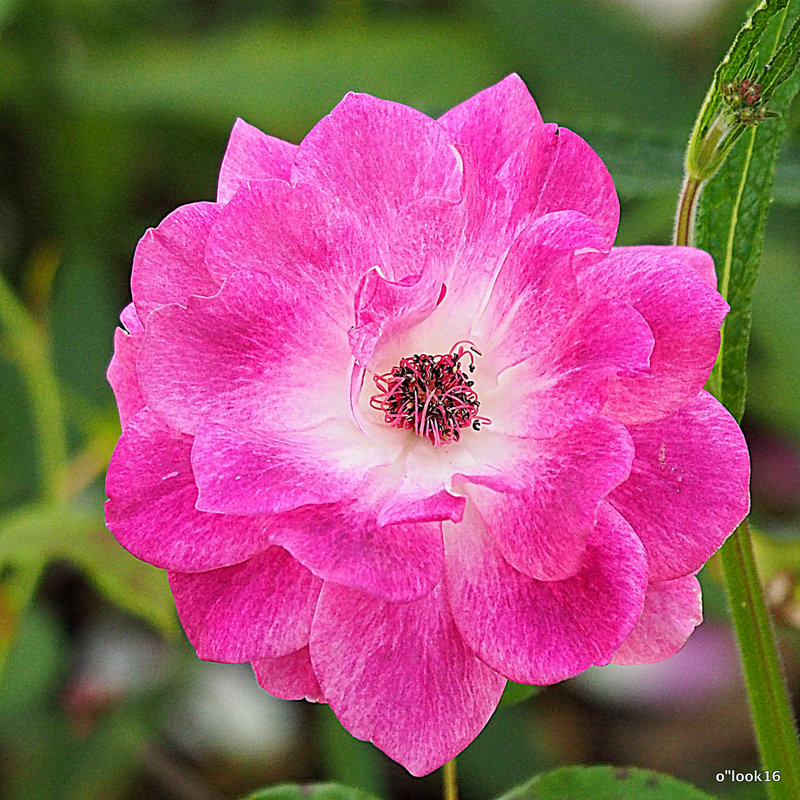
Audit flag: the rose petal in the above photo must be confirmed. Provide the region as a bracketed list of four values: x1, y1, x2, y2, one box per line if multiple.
[609, 391, 750, 582]
[131, 202, 221, 321]
[271, 500, 444, 603]
[438, 74, 543, 177]
[445, 502, 647, 684]
[192, 418, 392, 516]
[205, 179, 378, 317]
[253, 646, 324, 702]
[105, 409, 270, 572]
[612, 575, 703, 665]
[217, 118, 297, 204]
[310, 583, 505, 776]
[138, 270, 353, 435]
[169, 546, 321, 662]
[498, 124, 619, 250]
[459, 417, 634, 580]
[292, 93, 462, 237]
[107, 304, 145, 430]
[578, 246, 729, 424]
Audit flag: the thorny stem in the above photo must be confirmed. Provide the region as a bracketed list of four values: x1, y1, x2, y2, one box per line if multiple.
[443, 758, 458, 800]
[674, 174, 800, 800]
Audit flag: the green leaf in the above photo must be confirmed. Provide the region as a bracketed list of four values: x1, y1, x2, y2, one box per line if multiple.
[499, 680, 540, 707]
[695, 0, 800, 421]
[0, 503, 178, 637]
[496, 766, 715, 800]
[241, 784, 383, 800]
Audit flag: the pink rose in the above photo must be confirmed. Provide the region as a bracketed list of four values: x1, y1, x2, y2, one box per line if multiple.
[106, 75, 750, 775]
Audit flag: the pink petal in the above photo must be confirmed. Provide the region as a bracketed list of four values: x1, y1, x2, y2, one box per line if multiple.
[217, 118, 297, 204]
[138, 270, 352, 435]
[252, 646, 324, 702]
[204, 179, 379, 317]
[609, 391, 750, 582]
[438, 74, 543, 178]
[445, 503, 647, 685]
[107, 304, 145, 430]
[169, 546, 321, 663]
[104, 409, 270, 572]
[271, 502, 444, 603]
[348, 263, 445, 368]
[474, 211, 601, 371]
[131, 202, 221, 321]
[292, 93, 461, 235]
[460, 417, 634, 580]
[578, 246, 729, 424]
[310, 583, 505, 776]
[485, 298, 653, 439]
[192, 418, 392, 516]
[498, 124, 619, 250]
[630, 245, 718, 290]
[612, 575, 703, 665]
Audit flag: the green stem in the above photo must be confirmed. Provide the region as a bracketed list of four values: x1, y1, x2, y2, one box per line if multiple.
[674, 179, 800, 800]
[443, 758, 458, 800]
[0, 268, 68, 502]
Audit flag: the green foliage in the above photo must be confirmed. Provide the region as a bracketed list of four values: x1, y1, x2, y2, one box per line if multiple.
[499, 680, 540, 707]
[695, 1, 800, 421]
[242, 784, 383, 800]
[495, 766, 715, 800]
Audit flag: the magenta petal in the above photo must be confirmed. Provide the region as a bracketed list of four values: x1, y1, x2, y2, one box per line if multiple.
[349, 264, 445, 367]
[487, 298, 653, 439]
[578, 246, 729, 424]
[271, 503, 444, 602]
[131, 202, 221, 321]
[292, 93, 461, 230]
[311, 583, 505, 776]
[629, 245, 718, 290]
[107, 304, 145, 430]
[253, 646, 324, 702]
[169, 546, 321, 663]
[192, 419, 389, 516]
[105, 409, 270, 571]
[217, 118, 297, 204]
[612, 575, 702, 665]
[438, 74, 543, 177]
[446, 503, 647, 684]
[499, 124, 619, 250]
[205, 179, 378, 315]
[138, 270, 352, 435]
[609, 391, 750, 582]
[462, 417, 634, 580]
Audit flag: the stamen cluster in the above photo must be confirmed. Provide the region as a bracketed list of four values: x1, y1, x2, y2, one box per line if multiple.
[369, 342, 490, 446]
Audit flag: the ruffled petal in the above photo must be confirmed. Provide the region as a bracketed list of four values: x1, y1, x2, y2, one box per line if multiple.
[612, 575, 702, 665]
[169, 546, 321, 663]
[292, 93, 461, 243]
[192, 418, 393, 516]
[217, 118, 297, 204]
[609, 391, 750, 582]
[578, 246, 729, 424]
[204, 179, 378, 318]
[107, 304, 145, 430]
[484, 299, 653, 439]
[270, 501, 444, 603]
[445, 503, 647, 685]
[253, 646, 324, 702]
[458, 417, 634, 580]
[498, 124, 619, 250]
[105, 409, 270, 572]
[138, 270, 352, 435]
[310, 583, 505, 776]
[438, 74, 543, 178]
[131, 202, 221, 321]
[473, 211, 602, 371]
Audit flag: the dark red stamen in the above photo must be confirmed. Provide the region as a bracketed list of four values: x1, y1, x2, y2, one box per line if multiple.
[369, 341, 491, 446]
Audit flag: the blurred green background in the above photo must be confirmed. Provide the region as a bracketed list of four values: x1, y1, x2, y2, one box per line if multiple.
[1, 1, 799, 798]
